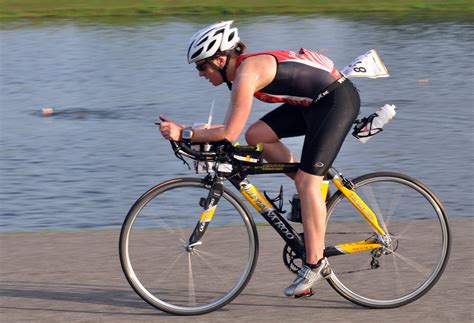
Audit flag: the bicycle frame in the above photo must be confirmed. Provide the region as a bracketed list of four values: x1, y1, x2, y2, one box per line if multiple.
[121, 139, 451, 314]
[186, 162, 388, 259]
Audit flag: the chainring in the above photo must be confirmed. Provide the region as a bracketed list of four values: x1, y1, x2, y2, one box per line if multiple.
[282, 233, 305, 274]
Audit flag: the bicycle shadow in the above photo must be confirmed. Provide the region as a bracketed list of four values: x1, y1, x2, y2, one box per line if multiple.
[0, 280, 356, 316]
[0, 280, 164, 316]
[231, 291, 357, 310]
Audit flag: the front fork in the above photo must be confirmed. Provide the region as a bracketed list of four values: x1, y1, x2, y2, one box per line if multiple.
[186, 175, 224, 249]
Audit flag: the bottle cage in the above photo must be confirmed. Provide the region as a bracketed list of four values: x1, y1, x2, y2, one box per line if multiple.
[352, 113, 384, 139]
[263, 185, 286, 214]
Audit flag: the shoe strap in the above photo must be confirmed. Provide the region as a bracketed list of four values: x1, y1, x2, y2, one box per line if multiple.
[301, 259, 328, 280]
[300, 266, 318, 280]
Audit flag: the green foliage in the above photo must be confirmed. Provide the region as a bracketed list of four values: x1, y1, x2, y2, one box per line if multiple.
[0, 0, 473, 18]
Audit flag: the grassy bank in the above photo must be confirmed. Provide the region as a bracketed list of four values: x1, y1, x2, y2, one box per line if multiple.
[0, 0, 473, 18]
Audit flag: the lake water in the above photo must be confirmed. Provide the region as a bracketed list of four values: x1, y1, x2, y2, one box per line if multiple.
[1, 16, 473, 232]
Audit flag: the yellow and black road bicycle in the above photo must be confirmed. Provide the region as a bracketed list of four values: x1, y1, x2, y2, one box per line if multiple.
[119, 139, 450, 315]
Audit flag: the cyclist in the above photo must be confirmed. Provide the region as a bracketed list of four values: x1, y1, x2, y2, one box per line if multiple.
[159, 20, 360, 297]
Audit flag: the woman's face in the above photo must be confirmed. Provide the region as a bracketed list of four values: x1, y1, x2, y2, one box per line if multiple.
[195, 57, 224, 86]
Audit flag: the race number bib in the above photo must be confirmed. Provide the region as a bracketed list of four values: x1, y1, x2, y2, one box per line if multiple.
[341, 49, 389, 78]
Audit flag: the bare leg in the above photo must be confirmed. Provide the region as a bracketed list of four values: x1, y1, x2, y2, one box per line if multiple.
[245, 120, 297, 179]
[246, 120, 326, 263]
[294, 170, 326, 264]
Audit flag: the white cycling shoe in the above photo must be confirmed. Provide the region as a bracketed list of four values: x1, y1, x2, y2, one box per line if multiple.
[283, 258, 329, 297]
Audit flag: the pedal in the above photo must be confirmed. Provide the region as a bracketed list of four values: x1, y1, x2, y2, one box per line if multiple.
[321, 265, 332, 278]
[294, 288, 313, 298]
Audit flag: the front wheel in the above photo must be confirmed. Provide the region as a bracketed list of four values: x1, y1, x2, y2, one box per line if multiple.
[119, 178, 259, 315]
[325, 172, 450, 308]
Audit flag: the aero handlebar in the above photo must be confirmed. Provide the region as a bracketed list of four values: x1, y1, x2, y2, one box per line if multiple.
[169, 140, 218, 161]
[155, 120, 234, 162]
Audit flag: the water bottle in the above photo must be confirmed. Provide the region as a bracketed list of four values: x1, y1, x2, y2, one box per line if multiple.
[353, 104, 396, 143]
[192, 123, 213, 173]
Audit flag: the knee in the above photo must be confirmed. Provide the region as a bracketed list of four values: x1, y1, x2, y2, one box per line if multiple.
[294, 173, 307, 193]
[295, 171, 323, 194]
[245, 123, 260, 146]
[245, 121, 279, 146]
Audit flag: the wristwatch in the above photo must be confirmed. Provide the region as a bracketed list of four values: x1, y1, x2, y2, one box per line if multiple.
[181, 127, 194, 140]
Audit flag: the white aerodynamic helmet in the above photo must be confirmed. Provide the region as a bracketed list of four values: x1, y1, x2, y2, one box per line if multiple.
[187, 20, 240, 64]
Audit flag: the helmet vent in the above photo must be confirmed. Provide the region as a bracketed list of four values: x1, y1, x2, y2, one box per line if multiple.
[196, 35, 208, 46]
[191, 47, 203, 60]
[207, 40, 217, 51]
[187, 20, 240, 63]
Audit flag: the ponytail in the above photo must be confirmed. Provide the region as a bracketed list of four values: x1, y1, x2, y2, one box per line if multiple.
[234, 41, 247, 56]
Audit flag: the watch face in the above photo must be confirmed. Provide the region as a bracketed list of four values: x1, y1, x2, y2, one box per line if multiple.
[182, 128, 193, 139]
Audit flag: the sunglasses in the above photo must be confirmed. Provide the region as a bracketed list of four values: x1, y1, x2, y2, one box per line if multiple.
[195, 62, 208, 72]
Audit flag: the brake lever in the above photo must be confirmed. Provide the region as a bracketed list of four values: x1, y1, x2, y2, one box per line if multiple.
[154, 121, 191, 170]
[170, 141, 191, 170]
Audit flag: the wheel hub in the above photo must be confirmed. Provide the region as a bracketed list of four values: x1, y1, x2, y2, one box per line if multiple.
[183, 241, 202, 253]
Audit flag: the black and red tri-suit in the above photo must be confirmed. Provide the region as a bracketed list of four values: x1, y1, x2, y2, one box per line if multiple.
[236, 48, 360, 175]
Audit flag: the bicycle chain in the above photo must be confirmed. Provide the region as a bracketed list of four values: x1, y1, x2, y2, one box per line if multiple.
[283, 232, 383, 275]
[335, 267, 374, 275]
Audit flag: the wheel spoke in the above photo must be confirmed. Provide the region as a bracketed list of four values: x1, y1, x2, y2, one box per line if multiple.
[120, 179, 257, 315]
[391, 224, 414, 241]
[194, 249, 233, 289]
[149, 210, 189, 243]
[325, 173, 450, 308]
[149, 249, 185, 287]
[387, 249, 405, 295]
[391, 250, 432, 277]
[187, 253, 197, 306]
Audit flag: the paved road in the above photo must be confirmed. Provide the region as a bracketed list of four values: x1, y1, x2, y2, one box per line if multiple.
[1, 219, 472, 322]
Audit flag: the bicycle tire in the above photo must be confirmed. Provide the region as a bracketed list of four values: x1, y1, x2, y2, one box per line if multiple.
[119, 178, 259, 315]
[324, 172, 450, 308]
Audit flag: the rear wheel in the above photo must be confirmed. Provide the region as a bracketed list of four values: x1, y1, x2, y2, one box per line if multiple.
[325, 172, 450, 308]
[119, 178, 259, 315]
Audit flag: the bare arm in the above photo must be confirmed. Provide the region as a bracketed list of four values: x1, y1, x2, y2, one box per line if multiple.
[191, 55, 276, 143]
